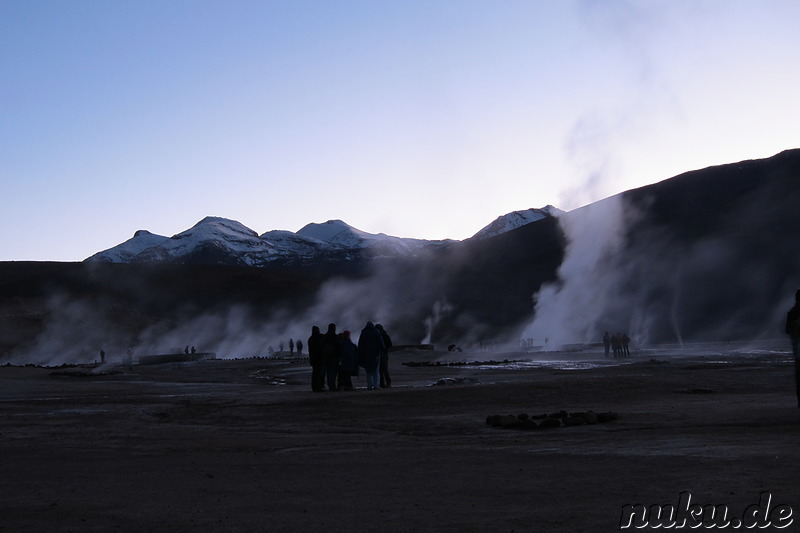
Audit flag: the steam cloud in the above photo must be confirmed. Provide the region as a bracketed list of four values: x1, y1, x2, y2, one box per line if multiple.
[522, 195, 636, 348]
[7, 250, 474, 365]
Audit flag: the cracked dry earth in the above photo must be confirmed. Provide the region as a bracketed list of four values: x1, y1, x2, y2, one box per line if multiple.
[1, 348, 798, 532]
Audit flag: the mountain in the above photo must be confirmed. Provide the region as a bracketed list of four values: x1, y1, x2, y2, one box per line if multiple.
[296, 219, 451, 256]
[85, 210, 549, 267]
[2, 149, 800, 363]
[90, 230, 170, 263]
[471, 205, 563, 240]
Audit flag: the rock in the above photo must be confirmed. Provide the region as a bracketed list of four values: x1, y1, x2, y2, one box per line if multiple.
[486, 409, 618, 430]
[597, 412, 619, 423]
[498, 415, 520, 428]
[563, 416, 586, 426]
[539, 418, 561, 429]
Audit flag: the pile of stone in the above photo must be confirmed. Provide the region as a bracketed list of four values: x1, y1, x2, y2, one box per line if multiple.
[485, 410, 618, 430]
[404, 359, 523, 367]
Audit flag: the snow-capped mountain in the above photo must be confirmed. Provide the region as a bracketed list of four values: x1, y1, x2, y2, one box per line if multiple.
[297, 220, 449, 256]
[85, 208, 558, 266]
[471, 206, 563, 240]
[90, 230, 170, 263]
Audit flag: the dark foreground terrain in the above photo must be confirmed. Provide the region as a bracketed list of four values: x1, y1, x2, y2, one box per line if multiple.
[1, 346, 799, 532]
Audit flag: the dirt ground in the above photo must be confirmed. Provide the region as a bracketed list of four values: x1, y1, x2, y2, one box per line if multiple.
[1, 346, 799, 532]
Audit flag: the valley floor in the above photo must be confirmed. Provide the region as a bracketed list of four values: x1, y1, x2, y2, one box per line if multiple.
[0, 345, 798, 531]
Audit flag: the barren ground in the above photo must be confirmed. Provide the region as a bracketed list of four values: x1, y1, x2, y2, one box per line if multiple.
[1, 346, 798, 532]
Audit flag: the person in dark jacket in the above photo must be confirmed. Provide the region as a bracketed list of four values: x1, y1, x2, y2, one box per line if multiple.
[307, 325, 326, 392]
[785, 290, 800, 407]
[376, 323, 392, 388]
[322, 323, 341, 392]
[338, 330, 357, 391]
[357, 321, 384, 390]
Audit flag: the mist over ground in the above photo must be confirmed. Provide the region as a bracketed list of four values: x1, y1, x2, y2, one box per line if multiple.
[1, 150, 799, 365]
[524, 150, 800, 350]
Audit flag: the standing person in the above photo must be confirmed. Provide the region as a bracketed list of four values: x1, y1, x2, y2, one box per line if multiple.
[603, 332, 611, 357]
[376, 323, 393, 388]
[612, 333, 622, 358]
[358, 321, 384, 390]
[323, 323, 341, 392]
[289, 338, 294, 355]
[338, 331, 357, 391]
[296, 339, 303, 355]
[785, 290, 800, 407]
[622, 333, 631, 357]
[99, 349, 105, 364]
[307, 326, 326, 392]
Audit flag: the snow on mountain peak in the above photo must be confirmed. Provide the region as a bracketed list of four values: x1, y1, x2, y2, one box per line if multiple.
[472, 206, 562, 240]
[86, 207, 563, 264]
[85, 229, 169, 263]
[175, 216, 259, 241]
[296, 219, 370, 247]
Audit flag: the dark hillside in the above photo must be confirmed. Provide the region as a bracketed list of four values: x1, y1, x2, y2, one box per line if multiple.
[1, 150, 799, 359]
[434, 216, 565, 339]
[619, 149, 800, 341]
[0, 262, 325, 357]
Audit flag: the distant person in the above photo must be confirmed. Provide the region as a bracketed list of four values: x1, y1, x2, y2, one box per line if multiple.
[99, 349, 105, 364]
[611, 334, 622, 358]
[358, 321, 384, 390]
[603, 332, 611, 357]
[622, 334, 630, 357]
[289, 338, 294, 355]
[185, 346, 189, 354]
[376, 323, 392, 388]
[785, 289, 800, 407]
[323, 323, 341, 392]
[191, 346, 196, 354]
[338, 331, 357, 391]
[307, 326, 325, 392]
[296, 339, 303, 355]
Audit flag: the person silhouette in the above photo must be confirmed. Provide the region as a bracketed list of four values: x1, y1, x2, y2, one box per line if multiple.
[376, 324, 392, 388]
[785, 289, 800, 407]
[307, 326, 325, 392]
[358, 321, 384, 390]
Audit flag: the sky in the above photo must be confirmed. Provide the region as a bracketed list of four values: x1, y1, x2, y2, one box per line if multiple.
[2, 0, 799, 262]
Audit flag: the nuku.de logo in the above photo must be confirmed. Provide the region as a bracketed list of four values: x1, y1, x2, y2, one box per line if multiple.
[619, 491, 793, 529]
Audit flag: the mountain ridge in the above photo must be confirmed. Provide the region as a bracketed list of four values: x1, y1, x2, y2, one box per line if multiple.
[85, 207, 559, 266]
[3, 149, 800, 363]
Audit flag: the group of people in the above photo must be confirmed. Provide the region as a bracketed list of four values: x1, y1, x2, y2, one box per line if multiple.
[307, 322, 393, 392]
[603, 331, 631, 357]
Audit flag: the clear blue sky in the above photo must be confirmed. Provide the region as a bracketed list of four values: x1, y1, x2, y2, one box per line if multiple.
[2, 0, 798, 261]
